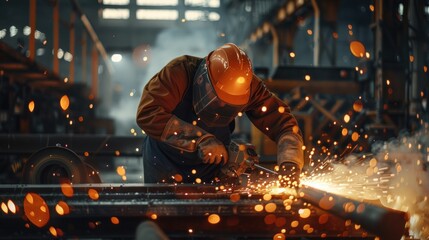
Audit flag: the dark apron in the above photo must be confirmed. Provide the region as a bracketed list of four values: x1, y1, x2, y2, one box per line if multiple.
[142, 83, 234, 184]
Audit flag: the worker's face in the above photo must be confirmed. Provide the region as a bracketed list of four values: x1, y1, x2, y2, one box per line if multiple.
[193, 60, 244, 127]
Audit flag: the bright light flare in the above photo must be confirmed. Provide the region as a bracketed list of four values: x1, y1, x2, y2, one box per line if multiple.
[111, 53, 122, 63]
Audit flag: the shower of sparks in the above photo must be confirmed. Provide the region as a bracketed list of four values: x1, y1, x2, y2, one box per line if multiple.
[298, 125, 429, 239]
[216, 122, 429, 239]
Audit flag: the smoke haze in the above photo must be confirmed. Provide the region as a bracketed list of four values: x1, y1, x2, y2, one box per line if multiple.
[108, 25, 220, 135]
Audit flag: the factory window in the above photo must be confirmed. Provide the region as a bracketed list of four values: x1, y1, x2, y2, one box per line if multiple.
[185, 0, 220, 8]
[137, 0, 178, 6]
[185, 10, 220, 21]
[102, 8, 130, 19]
[0, 29, 6, 39]
[136, 9, 178, 20]
[102, 0, 130, 5]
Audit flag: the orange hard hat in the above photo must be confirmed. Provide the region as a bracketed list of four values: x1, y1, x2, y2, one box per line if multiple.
[207, 43, 253, 105]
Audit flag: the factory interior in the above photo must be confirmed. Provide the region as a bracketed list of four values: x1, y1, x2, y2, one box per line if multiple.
[0, 0, 428, 239]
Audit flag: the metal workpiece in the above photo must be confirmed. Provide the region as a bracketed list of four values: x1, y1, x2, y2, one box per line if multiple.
[0, 183, 404, 239]
[299, 185, 409, 240]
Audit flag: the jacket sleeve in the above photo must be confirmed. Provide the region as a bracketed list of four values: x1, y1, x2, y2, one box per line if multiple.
[245, 76, 304, 170]
[136, 58, 213, 152]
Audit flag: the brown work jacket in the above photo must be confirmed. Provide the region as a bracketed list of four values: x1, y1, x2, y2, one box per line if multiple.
[137, 55, 304, 181]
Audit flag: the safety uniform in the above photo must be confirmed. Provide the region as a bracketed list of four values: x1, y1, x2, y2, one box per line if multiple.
[137, 45, 304, 184]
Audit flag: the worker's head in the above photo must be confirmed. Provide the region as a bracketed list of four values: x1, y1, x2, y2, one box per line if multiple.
[193, 43, 253, 127]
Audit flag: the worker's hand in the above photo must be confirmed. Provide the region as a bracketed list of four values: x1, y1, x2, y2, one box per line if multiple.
[197, 137, 228, 165]
[278, 162, 300, 188]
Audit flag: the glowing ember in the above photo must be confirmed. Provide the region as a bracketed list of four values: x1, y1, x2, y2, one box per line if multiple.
[305, 75, 311, 81]
[292, 125, 299, 134]
[273, 233, 285, 239]
[1, 202, 8, 214]
[55, 201, 70, 215]
[265, 202, 277, 213]
[111, 217, 120, 224]
[263, 193, 272, 201]
[59, 95, 70, 111]
[23, 193, 50, 228]
[28, 100, 35, 112]
[275, 217, 286, 227]
[351, 132, 359, 141]
[7, 200, 16, 214]
[60, 182, 74, 197]
[173, 174, 183, 182]
[319, 195, 335, 210]
[88, 189, 99, 200]
[229, 193, 240, 202]
[291, 220, 299, 228]
[56, 228, 64, 237]
[349, 41, 366, 58]
[254, 204, 264, 212]
[207, 214, 220, 224]
[49, 226, 57, 237]
[303, 224, 310, 230]
[343, 114, 350, 123]
[150, 213, 158, 220]
[116, 166, 126, 176]
[55, 205, 64, 215]
[264, 214, 276, 224]
[318, 214, 329, 224]
[298, 208, 311, 218]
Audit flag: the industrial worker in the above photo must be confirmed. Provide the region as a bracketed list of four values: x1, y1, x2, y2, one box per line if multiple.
[136, 43, 304, 187]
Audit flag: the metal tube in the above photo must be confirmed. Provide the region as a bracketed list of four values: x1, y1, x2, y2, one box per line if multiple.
[299, 185, 408, 240]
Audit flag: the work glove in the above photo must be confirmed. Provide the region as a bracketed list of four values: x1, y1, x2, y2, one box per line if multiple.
[278, 162, 300, 188]
[197, 137, 228, 165]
